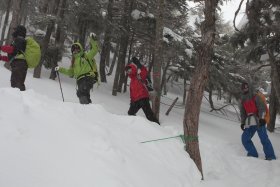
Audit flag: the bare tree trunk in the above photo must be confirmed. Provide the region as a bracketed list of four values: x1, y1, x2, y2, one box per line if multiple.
[152, 0, 164, 119]
[268, 46, 280, 112]
[161, 61, 170, 95]
[78, 14, 88, 48]
[33, 20, 55, 78]
[183, 76, 187, 104]
[6, 0, 24, 44]
[50, 0, 67, 80]
[118, 31, 134, 93]
[0, 0, 12, 46]
[33, 0, 59, 78]
[107, 43, 119, 76]
[99, 0, 113, 83]
[268, 81, 278, 132]
[112, 0, 133, 96]
[4, 0, 23, 70]
[208, 88, 214, 109]
[183, 0, 219, 180]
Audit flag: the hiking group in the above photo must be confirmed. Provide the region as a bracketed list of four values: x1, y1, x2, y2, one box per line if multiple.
[0, 25, 277, 159]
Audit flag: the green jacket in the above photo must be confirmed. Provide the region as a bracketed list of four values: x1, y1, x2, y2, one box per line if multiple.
[59, 38, 99, 80]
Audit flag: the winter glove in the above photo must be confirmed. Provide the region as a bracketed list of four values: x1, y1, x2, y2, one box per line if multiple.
[240, 124, 245, 131]
[54, 66, 60, 71]
[259, 119, 266, 126]
[90, 32, 97, 40]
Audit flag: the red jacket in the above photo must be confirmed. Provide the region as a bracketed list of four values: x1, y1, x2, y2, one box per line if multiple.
[0, 45, 15, 62]
[126, 63, 149, 102]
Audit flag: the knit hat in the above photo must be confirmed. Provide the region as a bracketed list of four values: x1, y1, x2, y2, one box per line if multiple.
[12, 25, 27, 38]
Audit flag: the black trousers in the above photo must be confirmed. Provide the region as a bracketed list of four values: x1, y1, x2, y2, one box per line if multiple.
[76, 76, 95, 104]
[128, 98, 160, 125]
[10, 60, 28, 91]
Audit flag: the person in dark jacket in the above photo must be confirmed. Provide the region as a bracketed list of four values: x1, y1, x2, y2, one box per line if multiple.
[125, 57, 159, 125]
[55, 34, 99, 104]
[239, 82, 276, 160]
[0, 25, 28, 91]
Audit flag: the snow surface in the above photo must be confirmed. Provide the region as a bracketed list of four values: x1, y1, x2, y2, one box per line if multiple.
[0, 55, 280, 187]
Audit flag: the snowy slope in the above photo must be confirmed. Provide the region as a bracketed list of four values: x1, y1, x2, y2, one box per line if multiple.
[0, 60, 280, 187]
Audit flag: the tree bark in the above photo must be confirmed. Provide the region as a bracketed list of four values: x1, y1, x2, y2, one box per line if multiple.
[33, 0, 59, 78]
[183, 0, 219, 180]
[33, 20, 55, 78]
[50, 0, 67, 80]
[268, 46, 280, 110]
[107, 43, 120, 76]
[152, 0, 164, 119]
[112, 0, 133, 96]
[99, 0, 113, 83]
[6, 0, 24, 44]
[268, 81, 277, 132]
[0, 0, 12, 46]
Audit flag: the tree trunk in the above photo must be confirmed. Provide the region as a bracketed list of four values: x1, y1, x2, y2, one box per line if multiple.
[50, 0, 67, 80]
[107, 43, 120, 76]
[183, 0, 219, 180]
[112, 0, 133, 96]
[268, 46, 280, 110]
[183, 76, 187, 105]
[152, 0, 164, 119]
[4, 0, 23, 70]
[118, 31, 134, 93]
[33, 0, 59, 78]
[33, 20, 55, 78]
[6, 0, 24, 44]
[0, 0, 12, 46]
[99, 0, 113, 83]
[268, 81, 278, 132]
[78, 16, 87, 48]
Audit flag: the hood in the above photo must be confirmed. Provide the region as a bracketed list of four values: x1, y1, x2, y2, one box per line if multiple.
[126, 63, 137, 78]
[71, 42, 84, 58]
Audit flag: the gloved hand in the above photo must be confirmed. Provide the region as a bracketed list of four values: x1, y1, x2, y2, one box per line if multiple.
[259, 119, 266, 126]
[131, 57, 142, 69]
[90, 32, 97, 40]
[54, 66, 60, 71]
[0, 55, 2, 61]
[240, 124, 245, 131]
[0, 46, 2, 51]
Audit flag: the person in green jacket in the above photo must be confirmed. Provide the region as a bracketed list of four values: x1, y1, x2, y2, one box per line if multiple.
[55, 34, 99, 104]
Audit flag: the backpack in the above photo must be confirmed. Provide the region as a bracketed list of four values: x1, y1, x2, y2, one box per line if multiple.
[256, 92, 270, 125]
[24, 37, 41, 68]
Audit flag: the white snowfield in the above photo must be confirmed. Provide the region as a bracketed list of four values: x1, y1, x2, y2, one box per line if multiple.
[0, 64, 279, 187]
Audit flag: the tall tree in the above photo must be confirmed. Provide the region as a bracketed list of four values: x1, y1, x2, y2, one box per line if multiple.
[152, 0, 164, 118]
[183, 0, 219, 179]
[112, 0, 133, 96]
[33, 0, 60, 78]
[99, 0, 113, 83]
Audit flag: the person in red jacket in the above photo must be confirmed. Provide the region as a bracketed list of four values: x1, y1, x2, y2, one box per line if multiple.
[0, 25, 28, 91]
[125, 57, 159, 125]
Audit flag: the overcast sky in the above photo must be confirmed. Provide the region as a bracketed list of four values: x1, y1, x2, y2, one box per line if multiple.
[220, 0, 246, 25]
[188, 0, 246, 26]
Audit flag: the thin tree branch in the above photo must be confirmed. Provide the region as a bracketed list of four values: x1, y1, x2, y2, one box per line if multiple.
[233, 0, 245, 32]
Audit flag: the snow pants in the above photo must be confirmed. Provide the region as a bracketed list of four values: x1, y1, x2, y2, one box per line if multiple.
[241, 125, 276, 160]
[128, 98, 160, 125]
[10, 59, 28, 91]
[76, 76, 95, 104]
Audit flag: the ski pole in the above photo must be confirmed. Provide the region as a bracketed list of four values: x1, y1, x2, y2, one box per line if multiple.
[56, 71, 65, 102]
